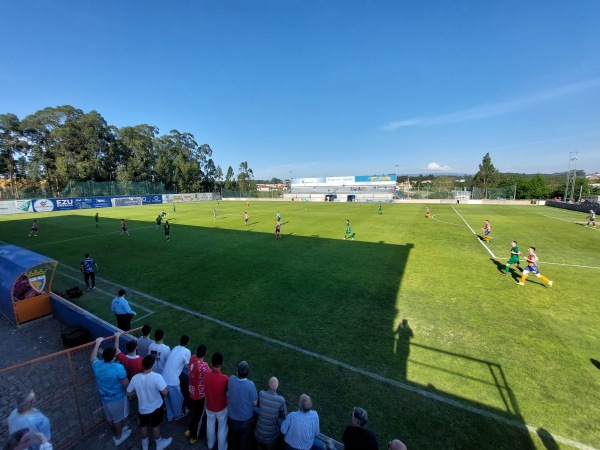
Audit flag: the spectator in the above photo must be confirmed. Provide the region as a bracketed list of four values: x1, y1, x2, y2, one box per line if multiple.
[137, 324, 154, 358]
[126, 355, 173, 450]
[148, 329, 171, 374]
[341, 407, 378, 450]
[161, 335, 191, 421]
[6, 390, 51, 445]
[388, 439, 407, 450]
[111, 289, 136, 331]
[255, 377, 287, 450]
[281, 394, 319, 450]
[227, 361, 258, 450]
[90, 337, 131, 446]
[80, 253, 98, 291]
[114, 331, 144, 380]
[204, 352, 229, 450]
[4, 429, 52, 450]
[185, 344, 210, 444]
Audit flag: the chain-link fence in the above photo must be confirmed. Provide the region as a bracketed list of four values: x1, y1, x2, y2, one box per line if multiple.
[0, 329, 141, 450]
[61, 181, 175, 197]
[221, 188, 283, 199]
[471, 186, 516, 200]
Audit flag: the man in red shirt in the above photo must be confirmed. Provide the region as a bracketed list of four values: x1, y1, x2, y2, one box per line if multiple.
[204, 352, 229, 450]
[114, 332, 143, 380]
[185, 344, 210, 444]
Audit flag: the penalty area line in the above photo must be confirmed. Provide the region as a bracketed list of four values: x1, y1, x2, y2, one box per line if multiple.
[452, 207, 497, 259]
[58, 265, 595, 450]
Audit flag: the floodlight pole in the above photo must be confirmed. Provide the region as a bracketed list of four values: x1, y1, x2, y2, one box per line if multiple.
[564, 152, 578, 201]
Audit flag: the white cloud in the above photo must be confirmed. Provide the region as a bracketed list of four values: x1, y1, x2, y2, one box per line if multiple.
[383, 78, 600, 130]
[425, 162, 452, 172]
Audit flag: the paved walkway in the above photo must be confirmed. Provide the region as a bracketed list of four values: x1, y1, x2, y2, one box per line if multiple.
[0, 314, 208, 450]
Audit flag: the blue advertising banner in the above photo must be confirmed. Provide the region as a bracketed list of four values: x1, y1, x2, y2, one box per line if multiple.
[141, 195, 163, 205]
[112, 197, 142, 207]
[93, 197, 113, 208]
[33, 198, 78, 212]
[74, 198, 95, 209]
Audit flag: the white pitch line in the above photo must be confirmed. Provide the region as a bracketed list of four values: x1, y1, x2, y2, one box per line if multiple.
[1, 249, 596, 447]
[431, 214, 469, 227]
[56, 267, 155, 322]
[452, 207, 498, 259]
[54, 266, 596, 450]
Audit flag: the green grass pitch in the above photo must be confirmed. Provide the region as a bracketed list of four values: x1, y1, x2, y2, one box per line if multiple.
[1, 202, 599, 449]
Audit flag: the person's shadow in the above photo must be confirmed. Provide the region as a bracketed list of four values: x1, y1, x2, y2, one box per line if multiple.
[537, 428, 559, 450]
[393, 319, 414, 380]
[490, 258, 521, 279]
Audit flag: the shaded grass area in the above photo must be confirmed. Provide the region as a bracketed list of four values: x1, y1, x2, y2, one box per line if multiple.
[1, 202, 599, 449]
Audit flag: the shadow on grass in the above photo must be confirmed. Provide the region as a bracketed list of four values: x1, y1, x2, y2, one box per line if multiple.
[3, 213, 538, 449]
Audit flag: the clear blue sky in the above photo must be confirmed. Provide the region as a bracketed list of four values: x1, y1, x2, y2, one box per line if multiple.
[2, 1, 599, 180]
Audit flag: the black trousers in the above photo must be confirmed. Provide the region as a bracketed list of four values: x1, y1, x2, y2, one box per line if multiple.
[116, 313, 133, 331]
[83, 271, 96, 288]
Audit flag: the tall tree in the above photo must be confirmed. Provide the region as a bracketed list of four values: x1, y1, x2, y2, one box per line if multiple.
[224, 165, 236, 190]
[0, 113, 28, 197]
[154, 130, 201, 192]
[117, 125, 158, 182]
[20, 106, 83, 196]
[237, 161, 254, 192]
[473, 153, 499, 199]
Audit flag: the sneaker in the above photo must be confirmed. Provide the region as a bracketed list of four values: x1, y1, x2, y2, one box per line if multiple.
[184, 430, 191, 438]
[548, 281, 553, 287]
[190, 438, 198, 444]
[156, 437, 173, 450]
[122, 425, 130, 433]
[500, 273, 507, 276]
[114, 428, 131, 446]
[516, 282, 524, 286]
[141, 438, 149, 450]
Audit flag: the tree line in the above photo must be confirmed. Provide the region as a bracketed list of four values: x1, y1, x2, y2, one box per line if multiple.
[399, 153, 595, 200]
[0, 106, 255, 198]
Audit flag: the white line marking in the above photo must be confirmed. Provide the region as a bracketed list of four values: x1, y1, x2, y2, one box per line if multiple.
[431, 214, 468, 227]
[452, 207, 498, 258]
[53, 265, 596, 450]
[56, 266, 155, 321]
[541, 262, 600, 270]
[2, 248, 596, 447]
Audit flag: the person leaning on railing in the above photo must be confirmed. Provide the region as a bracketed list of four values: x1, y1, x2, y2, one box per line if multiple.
[4, 429, 52, 450]
[280, 394, 319, 450]
[6, 390, 51, 448]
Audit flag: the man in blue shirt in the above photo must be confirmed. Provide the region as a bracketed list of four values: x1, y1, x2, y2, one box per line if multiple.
[90, 337, 132, 446]
[227, 361, 258, 450]
[111, 289, 136, 331]
[281, 394, 319, 450]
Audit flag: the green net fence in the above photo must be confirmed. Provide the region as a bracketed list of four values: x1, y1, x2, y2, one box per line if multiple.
[61, 181, 175, 197]
[221, 188, 283, 199]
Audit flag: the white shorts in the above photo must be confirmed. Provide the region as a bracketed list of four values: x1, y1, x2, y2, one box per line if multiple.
[103, 396, 129, 423]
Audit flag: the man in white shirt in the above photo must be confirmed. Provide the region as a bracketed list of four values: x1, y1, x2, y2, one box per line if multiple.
[127, 354, 173, 450]
[161, 335, 191, 421]
[148, 329, 170, 374]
